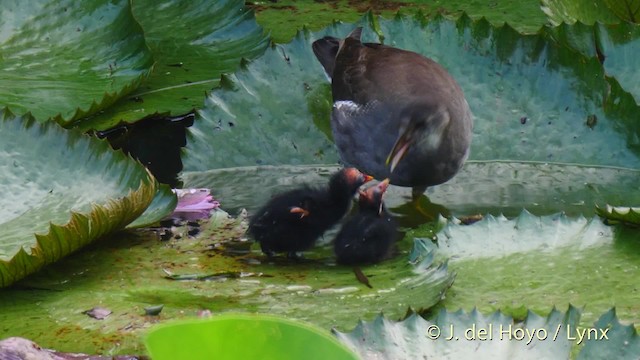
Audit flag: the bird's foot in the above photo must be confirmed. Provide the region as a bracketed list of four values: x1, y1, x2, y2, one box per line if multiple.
[411, 186, 428, 202]
[390, 194, 451, 228]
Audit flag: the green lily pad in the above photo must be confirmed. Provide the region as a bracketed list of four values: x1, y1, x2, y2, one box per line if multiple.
[545, 21, 640, 107]
[602, 0, 640, 22]
[0, 205, 453, 353]
[412, 210, 640, 328]
[253, 1, 548, 44]
[78, 0, 269, 131]
[578, 308, 640, 359]
[0, 0, 153, 125]
[0, 108, 157, 287]
[335, 306, 581, 359]
[598, 22, 640, 104]
[540, 0, 620, 25]
[126, 184, 177, 229]
[183, 19, 378, 170]
[336, 306, 640, 358]
[436, 211, 612, 259]
[184, 14, 640, 171]
[596, 205, 640, 226]
[145, 314, 358, 360]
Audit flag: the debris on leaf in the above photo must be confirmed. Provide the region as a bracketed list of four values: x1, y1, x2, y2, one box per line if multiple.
[586, 114, 597, 129]
[0, 336, 149, 359]
[163, 268, 271, 281]
[82, 307, 112, 320]
[458, 214, 484, 225]
[144, 305, 164, 316]
[353, 267, 372, 288]
[170, 188, 220, 221]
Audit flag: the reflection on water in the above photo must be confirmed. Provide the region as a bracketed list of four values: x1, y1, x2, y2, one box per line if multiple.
[181, 161, 640, 228]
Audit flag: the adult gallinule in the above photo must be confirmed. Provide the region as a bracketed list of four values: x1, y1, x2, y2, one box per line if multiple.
[248, 168, 373, 258]
[334, 179, 399, 265]
[312, 28, 473, 199]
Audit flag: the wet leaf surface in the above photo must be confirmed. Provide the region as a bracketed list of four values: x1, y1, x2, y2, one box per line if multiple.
[0, 208, 452, 354]
[252, 0, 548, 43]
[184, 14, 640, 172]
[336, 306, 581, 359]
[336, 306, 640, 359]
[0, 0, 153, 125]
[78, 0, 269, 131]
[181, 162, 640, 220]
[541, 0, 620, 25]
[0, 109, 158, 287]
[418, 212, 640, 328]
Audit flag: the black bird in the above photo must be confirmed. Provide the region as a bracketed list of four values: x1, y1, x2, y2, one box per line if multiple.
[334, 178, 398, 265]
[312, 28, 473, 199]
[248, 167, 373, 258]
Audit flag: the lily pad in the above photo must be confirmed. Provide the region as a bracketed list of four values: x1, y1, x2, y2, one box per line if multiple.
[78, 0, 270, 131]
[336, 306, 640, 359]
[602, 0, 640, 22]
[0, 206, 453, 353]
[183, 20, 380, 170]
[145, 314, 358, 360]
[578, 308, 640, 359]
[0, 108, 157, 287]
[335, 306, 581, 359]
[181, 162, 640, 218]
[540, 0, 620, 25]
[545, 21, 640, 107]
[184, 14, 640, 171]
[126, 184, 177, 229]
[596, 205, 640, 226]
[252, 0, 548, 43]
[436, 211, 612, 260]
[414, 210, 640, 327]
[597, 22, 640, 104]
[0, 0, 153, 125]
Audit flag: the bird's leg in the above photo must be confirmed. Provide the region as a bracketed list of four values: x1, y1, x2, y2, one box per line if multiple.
[410, 186, 437, 221]
[411, 186, 428, 201]
[390, 190, 451, 228]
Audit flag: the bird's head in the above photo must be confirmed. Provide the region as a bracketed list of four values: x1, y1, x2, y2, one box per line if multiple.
[385, 104, 449, 173]
[358, 178, 390, 215]
[332, 167, 374, 194]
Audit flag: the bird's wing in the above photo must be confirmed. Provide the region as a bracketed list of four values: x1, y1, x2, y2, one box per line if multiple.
[331, 100, 396, 178]
[332, 100, 385, 139]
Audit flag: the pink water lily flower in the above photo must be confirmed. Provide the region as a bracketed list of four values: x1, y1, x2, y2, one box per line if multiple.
[171, 188, 220, 221]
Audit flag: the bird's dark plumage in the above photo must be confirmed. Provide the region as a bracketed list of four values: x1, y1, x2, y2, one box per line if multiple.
[312, 28, 473, 197]
[334, 179, 399, 265]
[248, 168, 372, 257]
